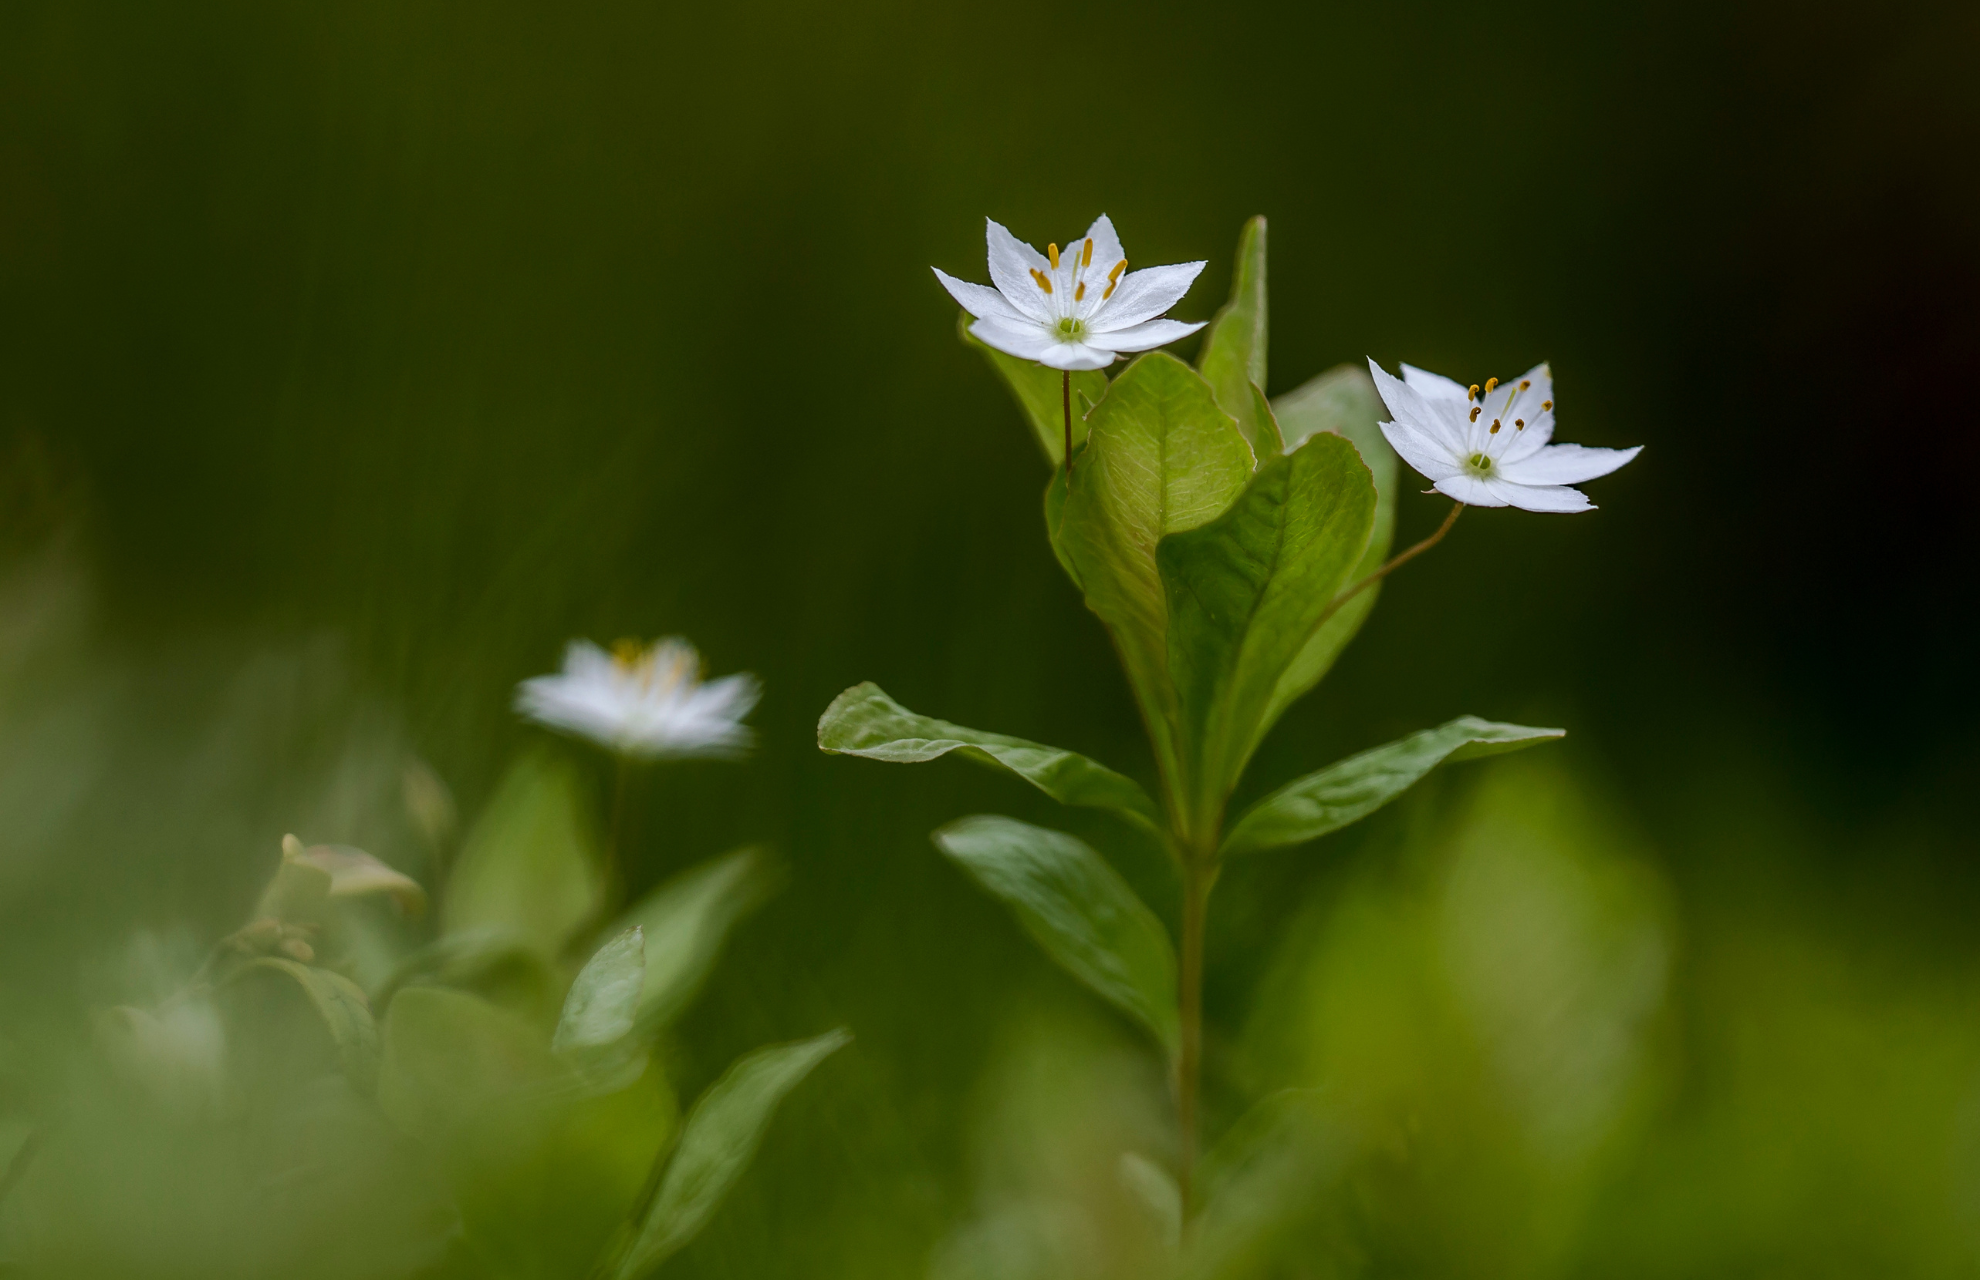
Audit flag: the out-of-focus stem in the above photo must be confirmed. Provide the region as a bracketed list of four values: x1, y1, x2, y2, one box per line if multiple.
[604, 753, 632, 914]
[1176, 854, 1215, 1227]
[1061, 370, 1073, 478]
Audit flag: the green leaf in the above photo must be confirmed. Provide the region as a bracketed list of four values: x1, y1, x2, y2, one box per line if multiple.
[817, 682, 1161, 836]
[932, 815, 1177, 1052]
[1220, 717, 1566, 857]
[1059, 352, 1255, 804]
[253, 840, 334, 927]
[1043, 464, 1081, 589]
[1196, 216, 1271, 456]
[1159, 433, 1377, 837]
[960, 313, 1109, 467]
[287, 838, 428, 915]
[556, 926, 645, 1054]
[242, 957, 381, 1091]
[617, 1029, 850, 1279]
[443, 750, 603, 957]
[615, 846, 776, 1033]
[1263, 365, 1399, 724]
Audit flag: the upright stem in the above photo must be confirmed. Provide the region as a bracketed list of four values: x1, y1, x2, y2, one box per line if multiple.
[1175, 856, 1215, 1226]
[1061, 369, 1073, 478]
[1309, 500, 1463, 636]
[604, 753, 633, 914]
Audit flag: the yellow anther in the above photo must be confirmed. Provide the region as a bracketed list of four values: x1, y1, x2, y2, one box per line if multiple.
[1541, 399, 1553, 411]
[1484, 377, 1499, 394]
[1082, 238, 1093, 267]
[1515, 418, 1525, 428]
[1102, 280, 1117, 300]
[1075, 282, 1086, 301]
[1519, 380, 1531, 391]
[612, 637, 645, 667]
[1030, 268, 1054, 294]
[1048, 243, 1060, 270]
[1109, 259, 1127, 283]
[1490, 420, 1502, 434]
[1467, 384, 1480, 400]
[1468, 406, 1481, 423]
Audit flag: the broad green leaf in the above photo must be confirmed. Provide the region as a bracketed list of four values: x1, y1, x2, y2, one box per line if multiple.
[242, 957, 381, 1091]
[379, 986, 674, 1277]
[555, 927, 645, 1054]
[1220, 717, 1566, 857]
[1196, 216, 1272, 456]
[617, 1029, 850, 1279]
[817, 682, 1161, 836]
[443, 751, 603, 958]
[1264, 365, 1398, 724]
[960, 314, 1108, 467]
[933, 815, 1177, 1051]
[1043, 464, 1081, 588]
[615, 846, 776, 1032]
[1059, 352, 1254, 805]
[1159, 433, 1376, 838]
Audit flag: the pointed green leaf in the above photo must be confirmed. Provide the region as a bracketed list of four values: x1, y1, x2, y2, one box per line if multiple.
[1043, 464, 1081, 588]
[242, 957, 381, 1091]
[960, 314, 1109, 467]
[443, 751, 603, 957]
[618, 1029, 850, 1279]
[615, 846, 776, 1033]
[933, 815, 1177, 1051]
[1220, 717, 1566, 857]
[556, 926, 645, 1054]
[1159, 433, 1376, 833]
[1264, 365, 1399, 722]
[817, 682, 1161, 836]
[1197, 216, 1270, 455]
[1059, 352, 1255, 804]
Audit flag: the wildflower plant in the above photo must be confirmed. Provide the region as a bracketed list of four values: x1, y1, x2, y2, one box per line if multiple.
[821, 216, 1635, 1245]
[77, 642, 839, 1280]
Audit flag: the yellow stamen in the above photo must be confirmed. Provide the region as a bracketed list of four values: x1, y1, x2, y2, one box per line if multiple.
[1484, 377, 1499, 394]
[1075, 282, 1086, 301]
[1030, 268, 1053, 294]
[1541, 399, 1553, 411]
[1519, 379, 1531, 391]
[1102, 280, 1117, 300]
[1109, 259, 1127, 283]
[1048, 243, 1060, 270]
[612, 637, 644, 667]
[1490, 420, 1502, 434]
[1469, 406, 1481, 423]
[1081, 238, 1093, 267]
[1467, 384, 1480, 401]
[1515, 418, 1525, 428]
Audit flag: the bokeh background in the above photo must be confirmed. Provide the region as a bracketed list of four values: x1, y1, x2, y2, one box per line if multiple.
[1, 0, 1977, 1275]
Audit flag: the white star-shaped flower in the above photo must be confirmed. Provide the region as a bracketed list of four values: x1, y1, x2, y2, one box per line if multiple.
[1369, 360, 1642, 513]
[515, 638, 759, 760]
[934, 216, 1208, 372]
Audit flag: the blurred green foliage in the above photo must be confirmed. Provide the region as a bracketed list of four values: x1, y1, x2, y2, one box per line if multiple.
[0, 0, 1976, 1275]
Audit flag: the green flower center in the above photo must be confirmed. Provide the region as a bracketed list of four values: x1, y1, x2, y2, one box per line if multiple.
[1055, 317, 1086, 339]
[1466, 452, 1495, 475]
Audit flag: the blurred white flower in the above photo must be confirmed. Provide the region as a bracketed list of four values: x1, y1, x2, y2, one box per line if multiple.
[934, 216, 1207, 372]
[1368, 360, 1641, 513]
[516, 638, 758, 759]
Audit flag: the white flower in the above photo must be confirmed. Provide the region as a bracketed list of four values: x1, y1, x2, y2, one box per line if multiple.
[934, 216, 1208, 372]
[516, 638, 759, 759]
[1368, 360, 1642, 513]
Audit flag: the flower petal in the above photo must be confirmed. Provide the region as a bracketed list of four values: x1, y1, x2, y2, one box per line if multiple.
[1495, 409, 1555, 463]
[985, 219, 1054, 322]
[1496, 443, 1641, 486]
[1482, 476, 1595, 513]
[1090, 261, 1206, 330]
[1401, 363, 1470, 402]
[1432, 474, 1508, 506]
[1084, 317, 1204, 353]
[933, 267, 1027, 324]
[1369, 360, 1462, 452]
[1381, 420, 1464, 481]
[969, 316, 1059, 362]
[1036, 342, 1115, 372]
[1077, 214, 1126, 278]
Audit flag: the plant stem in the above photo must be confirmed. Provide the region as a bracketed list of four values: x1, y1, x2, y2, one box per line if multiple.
[1061, 369, 1073, 478]
[1175, 856, 1215, 1227]
[605, 752, 633, 914]
[1312, 500, 1463, 634]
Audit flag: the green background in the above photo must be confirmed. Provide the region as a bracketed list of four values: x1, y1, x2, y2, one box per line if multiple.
[1, 0, 1977, 1274]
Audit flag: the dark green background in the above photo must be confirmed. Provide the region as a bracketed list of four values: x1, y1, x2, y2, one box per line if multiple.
[1, 0, 1976, 1274]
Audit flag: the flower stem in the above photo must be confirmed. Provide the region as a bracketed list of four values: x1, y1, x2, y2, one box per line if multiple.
[1176, 855, 1216, 1227]
[604, 753, 633, 914]
[1313, 499, 1463, 634]
[1061, 370, 1073, 477]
